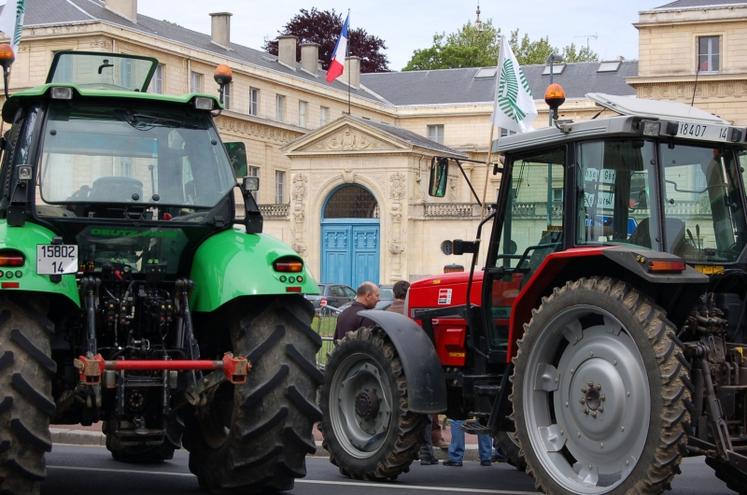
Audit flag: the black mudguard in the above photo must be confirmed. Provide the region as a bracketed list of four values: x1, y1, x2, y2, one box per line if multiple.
[359, 309, 447, 414]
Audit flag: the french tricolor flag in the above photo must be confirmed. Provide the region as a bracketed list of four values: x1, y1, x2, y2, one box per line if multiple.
[326, 12, 349, 84]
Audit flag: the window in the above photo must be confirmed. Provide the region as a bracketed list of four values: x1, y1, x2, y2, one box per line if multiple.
[148, 63, 164, 93]
[698, 36, 720, 73]
[223, 82, 231, 110]
[427, 124, 444, 144]
[497, 147, 565, 271]
[320, 106, 330, 126]
[660, 144, 746, 262]
[577, 141, 655, 247]
[249, 87, 260, 116]
[190, 71, 203, 93]
[299, 100, 308, 128]
[276, 94, 286, 122]
[275, 170, 286, 203]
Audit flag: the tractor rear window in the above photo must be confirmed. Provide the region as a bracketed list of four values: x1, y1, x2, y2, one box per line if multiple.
[36, 101, 235, 217]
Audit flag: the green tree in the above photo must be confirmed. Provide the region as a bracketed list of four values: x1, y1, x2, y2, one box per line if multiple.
[561, 42, 599, 63]
[403, 23, 599, 70]
[404, 21, 499, 70]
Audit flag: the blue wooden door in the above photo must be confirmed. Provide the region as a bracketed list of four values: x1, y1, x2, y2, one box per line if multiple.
[321, 220, 379, 288]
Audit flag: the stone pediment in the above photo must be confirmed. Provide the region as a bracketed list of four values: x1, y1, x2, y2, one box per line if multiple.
[284, 117, 411, 156]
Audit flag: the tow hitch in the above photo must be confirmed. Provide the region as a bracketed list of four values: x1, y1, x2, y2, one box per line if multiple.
[74, 352, 251, 385]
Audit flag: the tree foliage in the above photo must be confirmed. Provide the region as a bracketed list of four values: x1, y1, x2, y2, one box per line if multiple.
[263, 8, 389, 73]
[403, 20, 598, 71]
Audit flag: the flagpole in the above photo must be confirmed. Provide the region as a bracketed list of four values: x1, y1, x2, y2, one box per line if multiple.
[481, 34, 503, 213]
[347, 9, 351, 115]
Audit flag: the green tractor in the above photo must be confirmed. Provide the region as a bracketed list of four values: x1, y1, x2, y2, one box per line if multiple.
[0, 50, 322, 494]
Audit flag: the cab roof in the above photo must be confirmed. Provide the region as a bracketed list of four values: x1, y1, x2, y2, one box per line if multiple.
[493, 93, 747, 153]
[2, 83, 222, 123]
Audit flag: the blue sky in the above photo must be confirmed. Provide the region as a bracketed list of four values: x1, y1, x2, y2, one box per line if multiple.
[138, 1, 662, 71]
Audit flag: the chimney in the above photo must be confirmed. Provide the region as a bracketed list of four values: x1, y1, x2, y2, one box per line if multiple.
[103, 0, 137, 23]
[209, 12, 232, 49]
[345, 56, 360, 89]
[300, 42, 319, 75]
[277, 35, 297, 69]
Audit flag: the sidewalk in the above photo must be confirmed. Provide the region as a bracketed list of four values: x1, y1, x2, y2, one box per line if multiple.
[51, 419, 485, 461]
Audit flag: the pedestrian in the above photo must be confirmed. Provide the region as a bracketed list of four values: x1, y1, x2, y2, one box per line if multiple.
[333, 281, 380, 341]
[386, 280, 410, 315]
[443, 419, 493, 467]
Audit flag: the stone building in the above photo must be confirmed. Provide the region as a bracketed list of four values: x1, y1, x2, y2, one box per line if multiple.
[5, 0, 744, 287]
[630, 0, 747, 123]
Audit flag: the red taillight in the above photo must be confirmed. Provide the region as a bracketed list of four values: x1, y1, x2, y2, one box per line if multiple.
[0, 250, 24, 267]
[648, 260, 686, 273]
[274, 257, 303, 273]
[286, 286, 302, 292]
[1, 282, 19, 289]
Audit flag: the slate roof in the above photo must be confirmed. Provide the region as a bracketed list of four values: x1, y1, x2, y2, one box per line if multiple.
[654, 0, 747, 9]
[15, 0, 639, 107]
[361, 61, 638, 105]
[20, 0, 384, 103]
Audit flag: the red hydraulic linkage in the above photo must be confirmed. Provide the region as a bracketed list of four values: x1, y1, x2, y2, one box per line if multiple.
[74, 353, 250, 385]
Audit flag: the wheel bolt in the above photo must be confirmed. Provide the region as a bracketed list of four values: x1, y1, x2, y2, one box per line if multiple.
[601, 395, 606, 401]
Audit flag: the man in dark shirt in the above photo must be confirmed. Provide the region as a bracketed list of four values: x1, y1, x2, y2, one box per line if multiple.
[333, 281, 380, 341]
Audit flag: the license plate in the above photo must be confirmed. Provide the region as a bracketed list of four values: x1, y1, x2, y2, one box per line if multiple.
[36, 244, 78, 275]
[676, 121, 732, 142]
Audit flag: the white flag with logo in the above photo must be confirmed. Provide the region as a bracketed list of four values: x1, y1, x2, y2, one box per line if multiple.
[0, 0, 25, 53]
[492, 36, 537, 134]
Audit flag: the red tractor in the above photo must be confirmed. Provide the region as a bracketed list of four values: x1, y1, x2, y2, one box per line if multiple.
[320, 90, 747, 494]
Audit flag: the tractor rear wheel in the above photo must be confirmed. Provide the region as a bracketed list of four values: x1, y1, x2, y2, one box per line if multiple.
[706, 457, 747, 495]
[0, 297, 55, 495]
[320, 326, 427, 481]
[494, 431, 526, 471]
[183, 295, 321, 493]
[511, 277, 690, 494]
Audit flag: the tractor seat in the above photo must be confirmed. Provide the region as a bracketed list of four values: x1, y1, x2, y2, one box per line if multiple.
[89, 176, 144, 203]
[628, 217, 687, 254]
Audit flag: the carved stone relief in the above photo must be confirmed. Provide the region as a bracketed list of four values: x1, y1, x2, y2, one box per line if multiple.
[306, 127, 392, 152]
[389, 172, 405, 201]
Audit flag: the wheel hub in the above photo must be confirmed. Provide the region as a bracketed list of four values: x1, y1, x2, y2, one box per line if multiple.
[355, 388, 380, 419]
[580, 382, 605, 417]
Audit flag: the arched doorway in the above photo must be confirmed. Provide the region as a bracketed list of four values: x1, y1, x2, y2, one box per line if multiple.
[321, 184, 380, 288]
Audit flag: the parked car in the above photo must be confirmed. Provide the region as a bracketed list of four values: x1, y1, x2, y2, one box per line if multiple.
[338, 284, 395, 312]
[305, 283, 356, 310]
[375, 284, 394, 310]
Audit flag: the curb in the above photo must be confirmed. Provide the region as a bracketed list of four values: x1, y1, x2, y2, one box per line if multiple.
[51, 429, 482, 461]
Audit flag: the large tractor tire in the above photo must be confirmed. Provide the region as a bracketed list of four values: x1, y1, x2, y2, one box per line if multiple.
[706, 458, 747, 495]
[320, 326, 427, 481]
[510, 277, 690, 495]
[494, 430, 526, 471]
[0, 298, 55, 495]
[183, 295, 322, 493]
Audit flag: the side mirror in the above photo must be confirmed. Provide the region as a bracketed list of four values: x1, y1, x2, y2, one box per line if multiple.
[242, 175, 259, 194]
[225, 142, 248, 178]
[441, 239, 478, 255]
[428, 157, 449, 197]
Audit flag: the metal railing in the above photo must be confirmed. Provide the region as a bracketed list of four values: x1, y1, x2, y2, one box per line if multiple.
[310, 305, 341, 370]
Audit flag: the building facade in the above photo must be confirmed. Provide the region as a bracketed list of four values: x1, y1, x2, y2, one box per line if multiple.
[630, 0, 747, 123]
[6, 0, 745, 287]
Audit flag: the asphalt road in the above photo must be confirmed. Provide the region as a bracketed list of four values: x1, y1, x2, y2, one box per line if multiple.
[43, 444, 734, 495]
